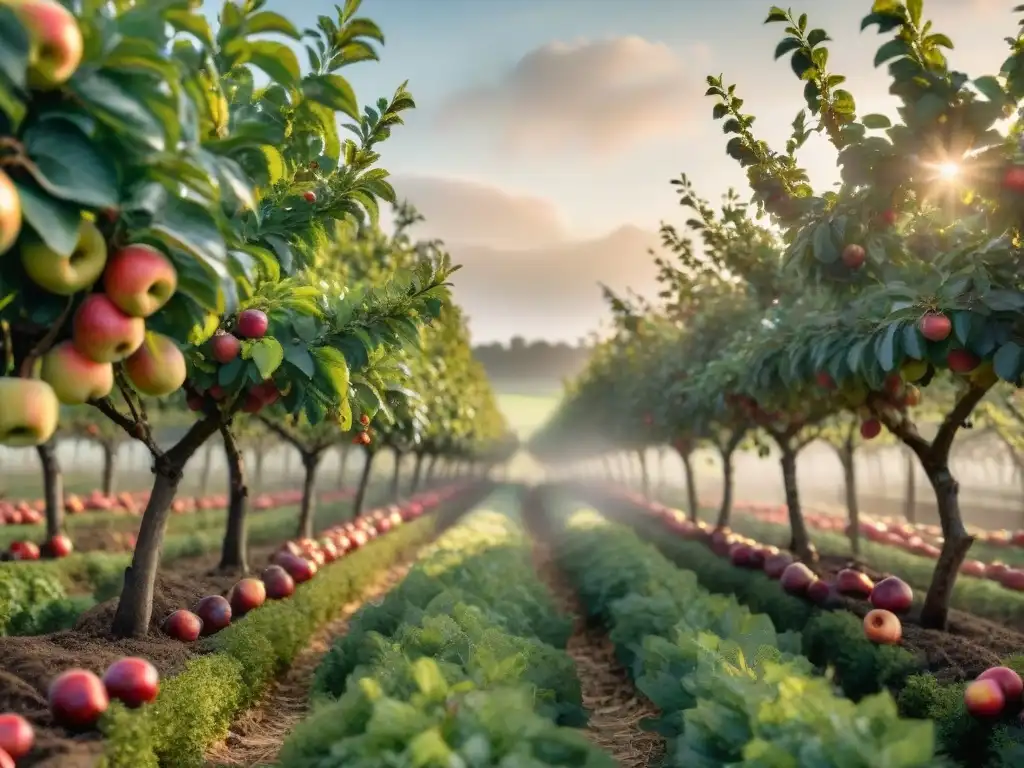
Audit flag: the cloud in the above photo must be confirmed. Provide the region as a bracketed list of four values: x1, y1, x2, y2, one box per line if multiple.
[439, 36, 697, 157]
[386, 175, 568, 250]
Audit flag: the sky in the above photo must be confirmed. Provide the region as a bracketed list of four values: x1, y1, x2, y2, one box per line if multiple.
[251, 0, 1019, 343]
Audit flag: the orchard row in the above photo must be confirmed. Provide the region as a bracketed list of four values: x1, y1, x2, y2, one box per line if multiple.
[531, 0, 1024, 630]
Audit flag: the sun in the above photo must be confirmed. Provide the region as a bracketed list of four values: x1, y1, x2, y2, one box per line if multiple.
[937, 162, 960, 180]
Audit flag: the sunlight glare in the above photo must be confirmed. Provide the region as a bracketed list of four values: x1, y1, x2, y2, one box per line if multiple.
[937, 162, 959, 180]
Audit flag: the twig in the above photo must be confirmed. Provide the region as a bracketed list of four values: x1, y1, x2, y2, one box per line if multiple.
[18, 297, 73, 378]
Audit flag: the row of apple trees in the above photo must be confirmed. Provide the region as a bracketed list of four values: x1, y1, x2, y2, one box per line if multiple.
[530, 0, 1024, 630]
[0, 0, 510, 638]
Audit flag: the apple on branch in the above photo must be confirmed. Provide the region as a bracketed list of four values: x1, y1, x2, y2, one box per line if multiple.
[103, 244, 178, 317]
[39, 341, 114, 405]
[3, 0, 84, 89]
[72, 294, 145, 363]
[20, 219, 107, 296]
[0, 378, 59, 446]
[0, 170, 21, 255]
[123, 333, 187, 397]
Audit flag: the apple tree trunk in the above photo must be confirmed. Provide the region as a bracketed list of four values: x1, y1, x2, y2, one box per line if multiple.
[101, 441, 117, 496]
[715, 434, 743, 529]
[920, 464, 973, 629]
[780, 447, 815, 562]
[675, 447, 699, 523]
[219, 426, 249, 573]
[903, 450, 917, 523]
[409, 451, 425, 494]
[425, 453, 439, 484]
[111, 418, 220, 638]
[637, 449, 649, 498]
[353, 449, 375, 518]
[390, 449, 402, 500]
[37, 440, 63, 539]
[297, 451, 322, 539]
[838, 438, 860, 556]
[337, 444, 350, 489]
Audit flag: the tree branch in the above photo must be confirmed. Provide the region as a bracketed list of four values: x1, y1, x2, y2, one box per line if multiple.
[932, 384, 991, 462]
[88, 397, 163, 456]
[18, 298, 73, 377]
[257, 414, 307, 451]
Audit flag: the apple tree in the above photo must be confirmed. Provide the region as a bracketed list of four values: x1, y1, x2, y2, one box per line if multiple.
[702, 1, 1024, 627]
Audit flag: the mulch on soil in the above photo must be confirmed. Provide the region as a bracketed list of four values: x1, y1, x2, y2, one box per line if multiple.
[815, 554, 1024, 682]
[525, 517, 664, 767]
[203, 561, 413, 767]
[2, 546, 281, 767]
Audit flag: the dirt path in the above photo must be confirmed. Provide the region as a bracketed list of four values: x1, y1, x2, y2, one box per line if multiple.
[528, 535, 664, 767]
[203, 561, 411, 767]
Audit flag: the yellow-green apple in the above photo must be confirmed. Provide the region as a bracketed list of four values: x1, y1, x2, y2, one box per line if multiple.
[123, 333, 186, 397]
[102, 244, 178, 317]
[0, 169, 21, 255]
[0, 378, 59, 446]
[21, 219, 107, 295]
[39, 341, 114, 405]
[72, 294, 145, 362]
[4, 0, 84, 89]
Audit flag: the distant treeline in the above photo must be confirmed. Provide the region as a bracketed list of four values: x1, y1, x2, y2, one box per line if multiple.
[473, 338, 591, 389]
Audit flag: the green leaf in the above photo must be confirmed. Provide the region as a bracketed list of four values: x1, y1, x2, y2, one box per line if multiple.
[71, 71, 166, 151]
[14, 181, 81, 257]
[247, 41, 302, 87]
[994, 341, 1024, 382]
[218, 357, 246, 387]
[877, 322, 902, 372]
[248, 338, 284, 380]
[811, 222, 839, 263]
[907, 0, 923, 25]
[244, 11, 301, 39]
[974, 75, 1007, 104]
[860, 113, 891, 129]
[312, 345, 351, 400]
[952, 311, 974, 345]
[23, 119, 119, 208]
[981, 289, 1024, 312]
[774, 38, 801, 60]
[874, 39, 912, 67]
[902, 323, 925, 359]
[302, 74, 359, 120]
[283, 341, 316, 378]
[0, 6, 29, 89]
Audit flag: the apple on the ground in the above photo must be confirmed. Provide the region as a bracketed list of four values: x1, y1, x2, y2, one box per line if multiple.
[48, 669, 108, 728]
[863, 608, 902, 645]
[161, 609, 203, 641]
[868, 575, 912, 612]
[0, 713, 33, 759]
[101, 657, 159, 708]
[193, 595, 232, 635]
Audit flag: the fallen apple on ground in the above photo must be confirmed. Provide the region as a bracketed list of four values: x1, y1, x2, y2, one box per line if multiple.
[102, 657, 159, 708]
[835, 568, 874, 598]
[261, 564, 296, 600]
[976, 666, 1024, 702]
[964, 678, 1006, 717]
[779, 562, 816, 595]
[48, 669, 109, 728]
[0, 713, 33, 759]
[863, 609, 902, 645]
[162, 609, 203, 642]
[869, 575, 913, 612]
[229, 578, 267, 617]
[193, 595, 232, 635]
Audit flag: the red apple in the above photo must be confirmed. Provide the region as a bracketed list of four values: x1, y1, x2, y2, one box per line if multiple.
[964, 678, 1006, 717]
[303, 190, 317, 203]
[1000, 569, 1024, 591]
[236, 309, 268, 339]
[764, 552, 794, 579]
[273, 551, 316, 583]
[919, 313, 951, 342]
[860, 419, 882, 440]
[977, 666, 1024, 702]
[0, 169, 21, 256]
[779, 562, 816, 595]
[72, 294, 145, 363]
[261, 564, 295, 599]
[42, 533, 73, 558]
[841, 243, 865, 269]
[48, 669, 108, 728]
[7, 0, 84, 88]
[209, 330, 241, 364]
[103, 244, 177, 317]
[161, 609, 203, 641]
[101, 657, 159, 708]
[960, 559, 986, 577]
[947, 349, 980, 373]
[228, 578, 267, 617]
[806, 578, 833, 605]
[869, 575, 913, 612]
[863, 609, 902, 645]
[836, 568, 875, 597]
[9, 541, 39, 561]
[39, 341, 115, 405]
[193, 595, 232, 635]
[0, 714, 33, 759]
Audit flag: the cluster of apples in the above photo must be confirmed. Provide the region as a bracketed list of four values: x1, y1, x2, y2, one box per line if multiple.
[2, 533, 71, 561]
[0, 656, 159, 763]
[189, 308, 279, 415]
[964, 665, 1024, 719]
[740, 503, 1024, 592]
[161, 489, 452, 642]
[631, 496, 913, 646]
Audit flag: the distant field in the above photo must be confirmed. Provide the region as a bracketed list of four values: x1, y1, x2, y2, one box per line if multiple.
[496, 392, 561, 438]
